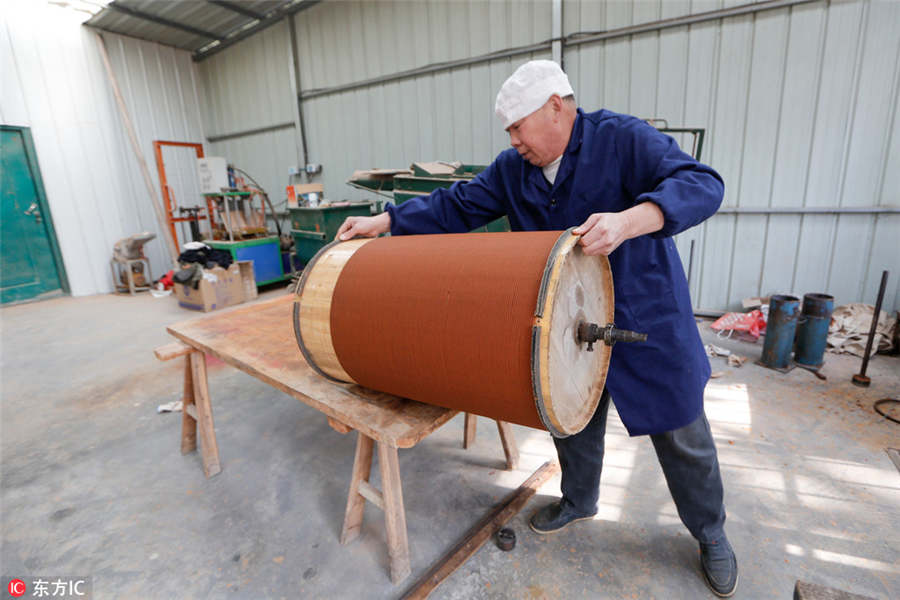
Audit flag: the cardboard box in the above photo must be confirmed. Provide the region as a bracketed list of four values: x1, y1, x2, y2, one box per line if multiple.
[236, 260, 257, 301]
[175, 263, 245, 312]
[287, 183, 324, 207]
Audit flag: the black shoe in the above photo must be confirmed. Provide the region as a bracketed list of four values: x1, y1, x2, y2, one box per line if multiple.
[700, 536, 738, 597]
[528, 501, 596, 535]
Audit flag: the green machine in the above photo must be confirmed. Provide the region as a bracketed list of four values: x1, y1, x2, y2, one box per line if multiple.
[289, 202, 375, 263]
[348, 161, 511, 233]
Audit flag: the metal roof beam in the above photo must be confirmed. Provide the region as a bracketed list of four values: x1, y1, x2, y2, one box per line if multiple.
[108, 1, 223, 40]
[194, 0, 322, 61]
[207, 0, 266, 20]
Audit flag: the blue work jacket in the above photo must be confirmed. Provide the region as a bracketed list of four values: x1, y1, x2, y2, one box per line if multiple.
[386, 109, 723, 436]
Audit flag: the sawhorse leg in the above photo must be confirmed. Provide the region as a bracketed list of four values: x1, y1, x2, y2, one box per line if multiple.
[181, 352, 197, 454]
[188, 351, 221, 478]
[340, 432, 411, 584]
[154, 342, 222, 478]
[461, 414, 519, 470]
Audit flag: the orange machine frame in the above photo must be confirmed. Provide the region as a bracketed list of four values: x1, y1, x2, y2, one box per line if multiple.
[153, 140, 215, 250]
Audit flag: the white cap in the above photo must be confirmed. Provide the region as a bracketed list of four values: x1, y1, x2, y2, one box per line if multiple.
[494, 60, 575, 130]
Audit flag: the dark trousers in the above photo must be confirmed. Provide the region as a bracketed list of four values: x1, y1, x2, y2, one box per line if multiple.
[553, 390, 727, 544]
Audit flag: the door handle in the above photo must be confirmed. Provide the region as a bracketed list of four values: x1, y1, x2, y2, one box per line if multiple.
[24, 202, 43, 223]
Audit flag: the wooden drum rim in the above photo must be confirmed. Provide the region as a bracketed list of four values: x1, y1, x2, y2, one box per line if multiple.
[531, 228, 615, 437]
[293, 237, 372, 383]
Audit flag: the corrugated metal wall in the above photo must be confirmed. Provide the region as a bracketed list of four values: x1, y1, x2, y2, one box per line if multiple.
[196, 0, 899, 311]
[1, 2, 205, 295]
[565, 0, 900, 312]
[198, 19, 300, 214]
[294, 0, 552, 187]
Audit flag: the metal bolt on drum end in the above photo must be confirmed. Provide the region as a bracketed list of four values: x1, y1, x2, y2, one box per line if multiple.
[576, 321, 648, 351]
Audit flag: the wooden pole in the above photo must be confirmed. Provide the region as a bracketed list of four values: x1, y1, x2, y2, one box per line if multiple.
[95, 33, 180, 265]
[401, 460, 560, 599]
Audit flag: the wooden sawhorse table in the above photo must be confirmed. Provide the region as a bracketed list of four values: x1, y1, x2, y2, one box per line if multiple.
[156, 294, 519, 583]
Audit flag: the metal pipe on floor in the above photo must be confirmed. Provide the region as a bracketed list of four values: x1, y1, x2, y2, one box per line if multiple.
[852, 270, 889, 387]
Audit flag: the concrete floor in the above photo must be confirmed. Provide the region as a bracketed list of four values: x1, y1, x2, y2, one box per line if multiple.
[1, 289, 898, 599]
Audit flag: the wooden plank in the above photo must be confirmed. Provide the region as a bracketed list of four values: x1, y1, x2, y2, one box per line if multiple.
[167, 295, 459, 448]
[495, 421, 519, 471]
[378, 442, 410, 584]
[401, 460, 560, 600]
[190, 351, 221, 478]
[154, 341, 191, 362]
[463, 413, 476, 449]
[340, 433, 375, 545]
[794, 580, 876, 600]
[181, 357, 197, 455]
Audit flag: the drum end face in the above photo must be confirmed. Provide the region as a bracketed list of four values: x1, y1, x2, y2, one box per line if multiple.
[532, 234, 615, 436]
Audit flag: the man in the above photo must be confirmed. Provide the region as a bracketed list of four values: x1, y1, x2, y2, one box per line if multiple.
[335, 60, 737, 597]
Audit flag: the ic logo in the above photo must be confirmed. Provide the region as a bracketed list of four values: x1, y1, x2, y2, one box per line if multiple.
[8, 579, 26, 597]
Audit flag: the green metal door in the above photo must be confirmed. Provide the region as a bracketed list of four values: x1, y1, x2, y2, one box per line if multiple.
[1, 126, 67, 303]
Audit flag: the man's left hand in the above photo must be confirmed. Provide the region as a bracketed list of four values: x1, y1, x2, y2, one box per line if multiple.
[573, 212, 630, 256]
[573, 202, 665, 255]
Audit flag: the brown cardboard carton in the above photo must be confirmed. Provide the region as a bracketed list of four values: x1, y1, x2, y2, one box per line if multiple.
[174, 263, 245, 312]
[286, 183, 324, 207]
[237, 260, 257, 301]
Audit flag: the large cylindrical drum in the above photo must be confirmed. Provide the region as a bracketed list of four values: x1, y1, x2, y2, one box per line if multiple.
[760, 294, 800, 370]
[794, 293, 834, 368]
[292, 230, 615, 437]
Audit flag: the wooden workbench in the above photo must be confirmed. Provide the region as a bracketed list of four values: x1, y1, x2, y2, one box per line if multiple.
[158, 294, 519, 584]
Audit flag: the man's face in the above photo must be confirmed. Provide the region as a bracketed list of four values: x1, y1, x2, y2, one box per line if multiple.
[506, 102, 557, 167]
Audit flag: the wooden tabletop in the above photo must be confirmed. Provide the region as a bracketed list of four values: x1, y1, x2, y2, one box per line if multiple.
[166, 294, 457, 448]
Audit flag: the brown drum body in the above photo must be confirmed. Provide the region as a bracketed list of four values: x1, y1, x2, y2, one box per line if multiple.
[292, 229, 614, 437]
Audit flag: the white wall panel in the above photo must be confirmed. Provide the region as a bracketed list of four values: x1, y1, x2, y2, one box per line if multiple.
[195, 0, 899, 311]
[1, 2, 204, 296]
[105, 31, 207, 270]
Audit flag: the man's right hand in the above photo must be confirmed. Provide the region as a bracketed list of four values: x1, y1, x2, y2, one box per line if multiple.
[335, 212, 391, 241]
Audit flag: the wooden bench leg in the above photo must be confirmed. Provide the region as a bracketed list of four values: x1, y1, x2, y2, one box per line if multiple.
[190, 351, 221, 478]
[463, 413, 477, 449]
[340, 433, 374, 545]
[340, 435, 411, 584]
[378, 442, 411, 584]
[181, 356, 197, 454]
[496, 421, 519, 471]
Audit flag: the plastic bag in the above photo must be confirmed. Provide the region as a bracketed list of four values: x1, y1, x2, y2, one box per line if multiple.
[710, 309, 767, 340]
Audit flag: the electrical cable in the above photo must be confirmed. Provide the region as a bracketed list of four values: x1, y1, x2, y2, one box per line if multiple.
[874, 398, 900, 425]
[232, 166, 284, 238]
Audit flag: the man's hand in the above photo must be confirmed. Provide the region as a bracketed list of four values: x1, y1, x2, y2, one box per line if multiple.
[336, 212, 391, 241]
[573, 202, 664, 255]
[572, 212, 630, 256]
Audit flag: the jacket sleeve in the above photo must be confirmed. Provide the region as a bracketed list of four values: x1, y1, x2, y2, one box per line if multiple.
[616, 118, 724, 238]
[386, 161, 507, 235]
